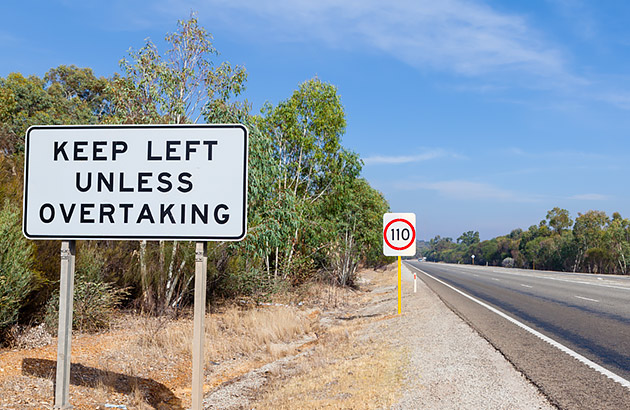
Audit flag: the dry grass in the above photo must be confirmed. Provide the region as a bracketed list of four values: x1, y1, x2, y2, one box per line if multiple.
[0, 303, 318, 409]
[111, 304, 319, 407]
[253, 321, 407, 409]
[250, 265, 408, 409]
[0, 265, 402, 409]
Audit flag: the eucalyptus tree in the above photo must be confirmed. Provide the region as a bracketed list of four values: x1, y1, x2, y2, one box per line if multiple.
[573, 210, 609, 273]
[258, 78, 356, 281]
[606, 213, 630, 274]
[107, 13, 248, 313]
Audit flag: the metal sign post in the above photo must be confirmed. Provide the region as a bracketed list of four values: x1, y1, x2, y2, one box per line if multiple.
[54, 240, 75, 409]
[191, 242, 208, 409]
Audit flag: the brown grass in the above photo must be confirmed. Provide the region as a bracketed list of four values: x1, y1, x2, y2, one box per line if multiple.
[251, 265, 408, 409]
[252, 320, 406, 409]
[0, 265, 402, 409]
[0, 303, 318, 409]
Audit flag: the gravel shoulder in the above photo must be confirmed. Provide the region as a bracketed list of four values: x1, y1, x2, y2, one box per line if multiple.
[389, 263, 555, 409]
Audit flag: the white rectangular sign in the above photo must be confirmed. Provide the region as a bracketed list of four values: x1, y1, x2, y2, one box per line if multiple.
[23, 125, 248, 241]
[383, 212, 416, 256]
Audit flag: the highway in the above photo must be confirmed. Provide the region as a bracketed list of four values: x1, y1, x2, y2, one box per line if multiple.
[406, 261, 630, 409]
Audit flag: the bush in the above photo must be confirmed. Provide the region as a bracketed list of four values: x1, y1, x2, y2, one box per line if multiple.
[0, 202, 39, 334]
[502, 257, 515, 268]
[44, 280, 127, 333]
[44, 242, 127, 333]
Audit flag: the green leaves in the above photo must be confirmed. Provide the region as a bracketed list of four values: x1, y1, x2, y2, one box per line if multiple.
[0, 68, 110, 155]
[0, 202, 40, 331]
[252, 78, 388, 286]
[109, 12, 248, 126]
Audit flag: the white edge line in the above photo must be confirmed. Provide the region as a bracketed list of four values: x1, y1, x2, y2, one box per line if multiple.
[408, 264, 630, 390]
[575, 295, 599, 303]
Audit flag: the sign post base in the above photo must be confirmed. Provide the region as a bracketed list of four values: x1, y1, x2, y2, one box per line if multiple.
[192, 242, 208, 410]
[54, 240, 75, 409]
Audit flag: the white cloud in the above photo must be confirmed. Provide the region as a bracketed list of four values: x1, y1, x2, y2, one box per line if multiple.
[396, 179, 537, 202]
[597, 92, 630, 110]
[504, 147, 611, 161]
[363, 148, 457, 165]
[151, 0, 571, 80]
[569, 193, 610, 201]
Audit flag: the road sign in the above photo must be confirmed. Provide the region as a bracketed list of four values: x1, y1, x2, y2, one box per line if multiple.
[23, 124, 248, 241]
[383, 213, 416, 256]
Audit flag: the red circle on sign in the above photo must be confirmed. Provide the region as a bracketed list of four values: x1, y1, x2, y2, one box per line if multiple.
[384, 218, 416, 251]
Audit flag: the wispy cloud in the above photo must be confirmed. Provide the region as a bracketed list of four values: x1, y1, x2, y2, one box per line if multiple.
[569, 193, 610, 201]
[151, 0, 572, 82]
[0, 31, 22, 46]
[363, 148, 459, 165]
[548, 0, 598, 40]
[396, 179, 537, 202]
[504, 147, 612, 161]
[597, 92, 630, 110]
[120, 0, 630, 109]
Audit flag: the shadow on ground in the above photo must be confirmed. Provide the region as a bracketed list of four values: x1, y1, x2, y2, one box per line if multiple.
[21, 358, 182, 409]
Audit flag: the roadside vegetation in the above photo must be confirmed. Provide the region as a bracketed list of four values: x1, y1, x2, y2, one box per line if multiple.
[0, 13, 390, 343]
[422, 207, 630, 275]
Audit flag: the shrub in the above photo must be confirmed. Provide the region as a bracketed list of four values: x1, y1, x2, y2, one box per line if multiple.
[44, 242, 127, 333]
[45, 280, 127, 333]
[502, 257, 515, 268]
[0, 202, 39, 334]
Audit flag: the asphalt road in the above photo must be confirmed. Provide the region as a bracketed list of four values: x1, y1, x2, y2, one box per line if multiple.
[405, 261, 630, 409]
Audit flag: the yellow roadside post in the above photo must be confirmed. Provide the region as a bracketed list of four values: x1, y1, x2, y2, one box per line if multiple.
[398, 256, 402, 315]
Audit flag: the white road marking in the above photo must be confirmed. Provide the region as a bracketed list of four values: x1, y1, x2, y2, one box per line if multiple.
[520, 284, 533, 288]
[575, 295, 599, 303]
[491, 278, 500, 281]
[408, 264, 630, 390]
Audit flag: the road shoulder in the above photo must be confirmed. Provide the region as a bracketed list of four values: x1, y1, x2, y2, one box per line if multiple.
[244, 264, 554, 409]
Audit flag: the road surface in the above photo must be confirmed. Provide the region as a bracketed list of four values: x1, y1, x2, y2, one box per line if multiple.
[405, 261, 630, 409]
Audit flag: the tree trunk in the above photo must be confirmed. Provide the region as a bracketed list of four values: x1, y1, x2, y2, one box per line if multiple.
[139, 240, 152, 312]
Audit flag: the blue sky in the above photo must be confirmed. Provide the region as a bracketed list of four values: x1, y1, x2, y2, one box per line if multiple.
[2, 0, 630, 240]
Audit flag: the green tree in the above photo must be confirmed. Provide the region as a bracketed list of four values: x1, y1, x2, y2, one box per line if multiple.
[457, 231, 480, 246]
[107, 13, 249, 313]
[573, 210, 609, 273]
[0, 67, 111, 155]
[258, 77, 351, 281]
[604, 213, 630, 274]
[109, 12, 247, 125]
[546, 207, 572, 234]
[316, 175, 389, 286]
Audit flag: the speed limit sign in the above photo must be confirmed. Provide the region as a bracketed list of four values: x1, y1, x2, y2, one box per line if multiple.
[383, 213, 416, 256]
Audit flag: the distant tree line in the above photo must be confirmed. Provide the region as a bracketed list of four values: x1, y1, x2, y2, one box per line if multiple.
[0, 14, 390, 340]
[421, 207, 630, 275]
